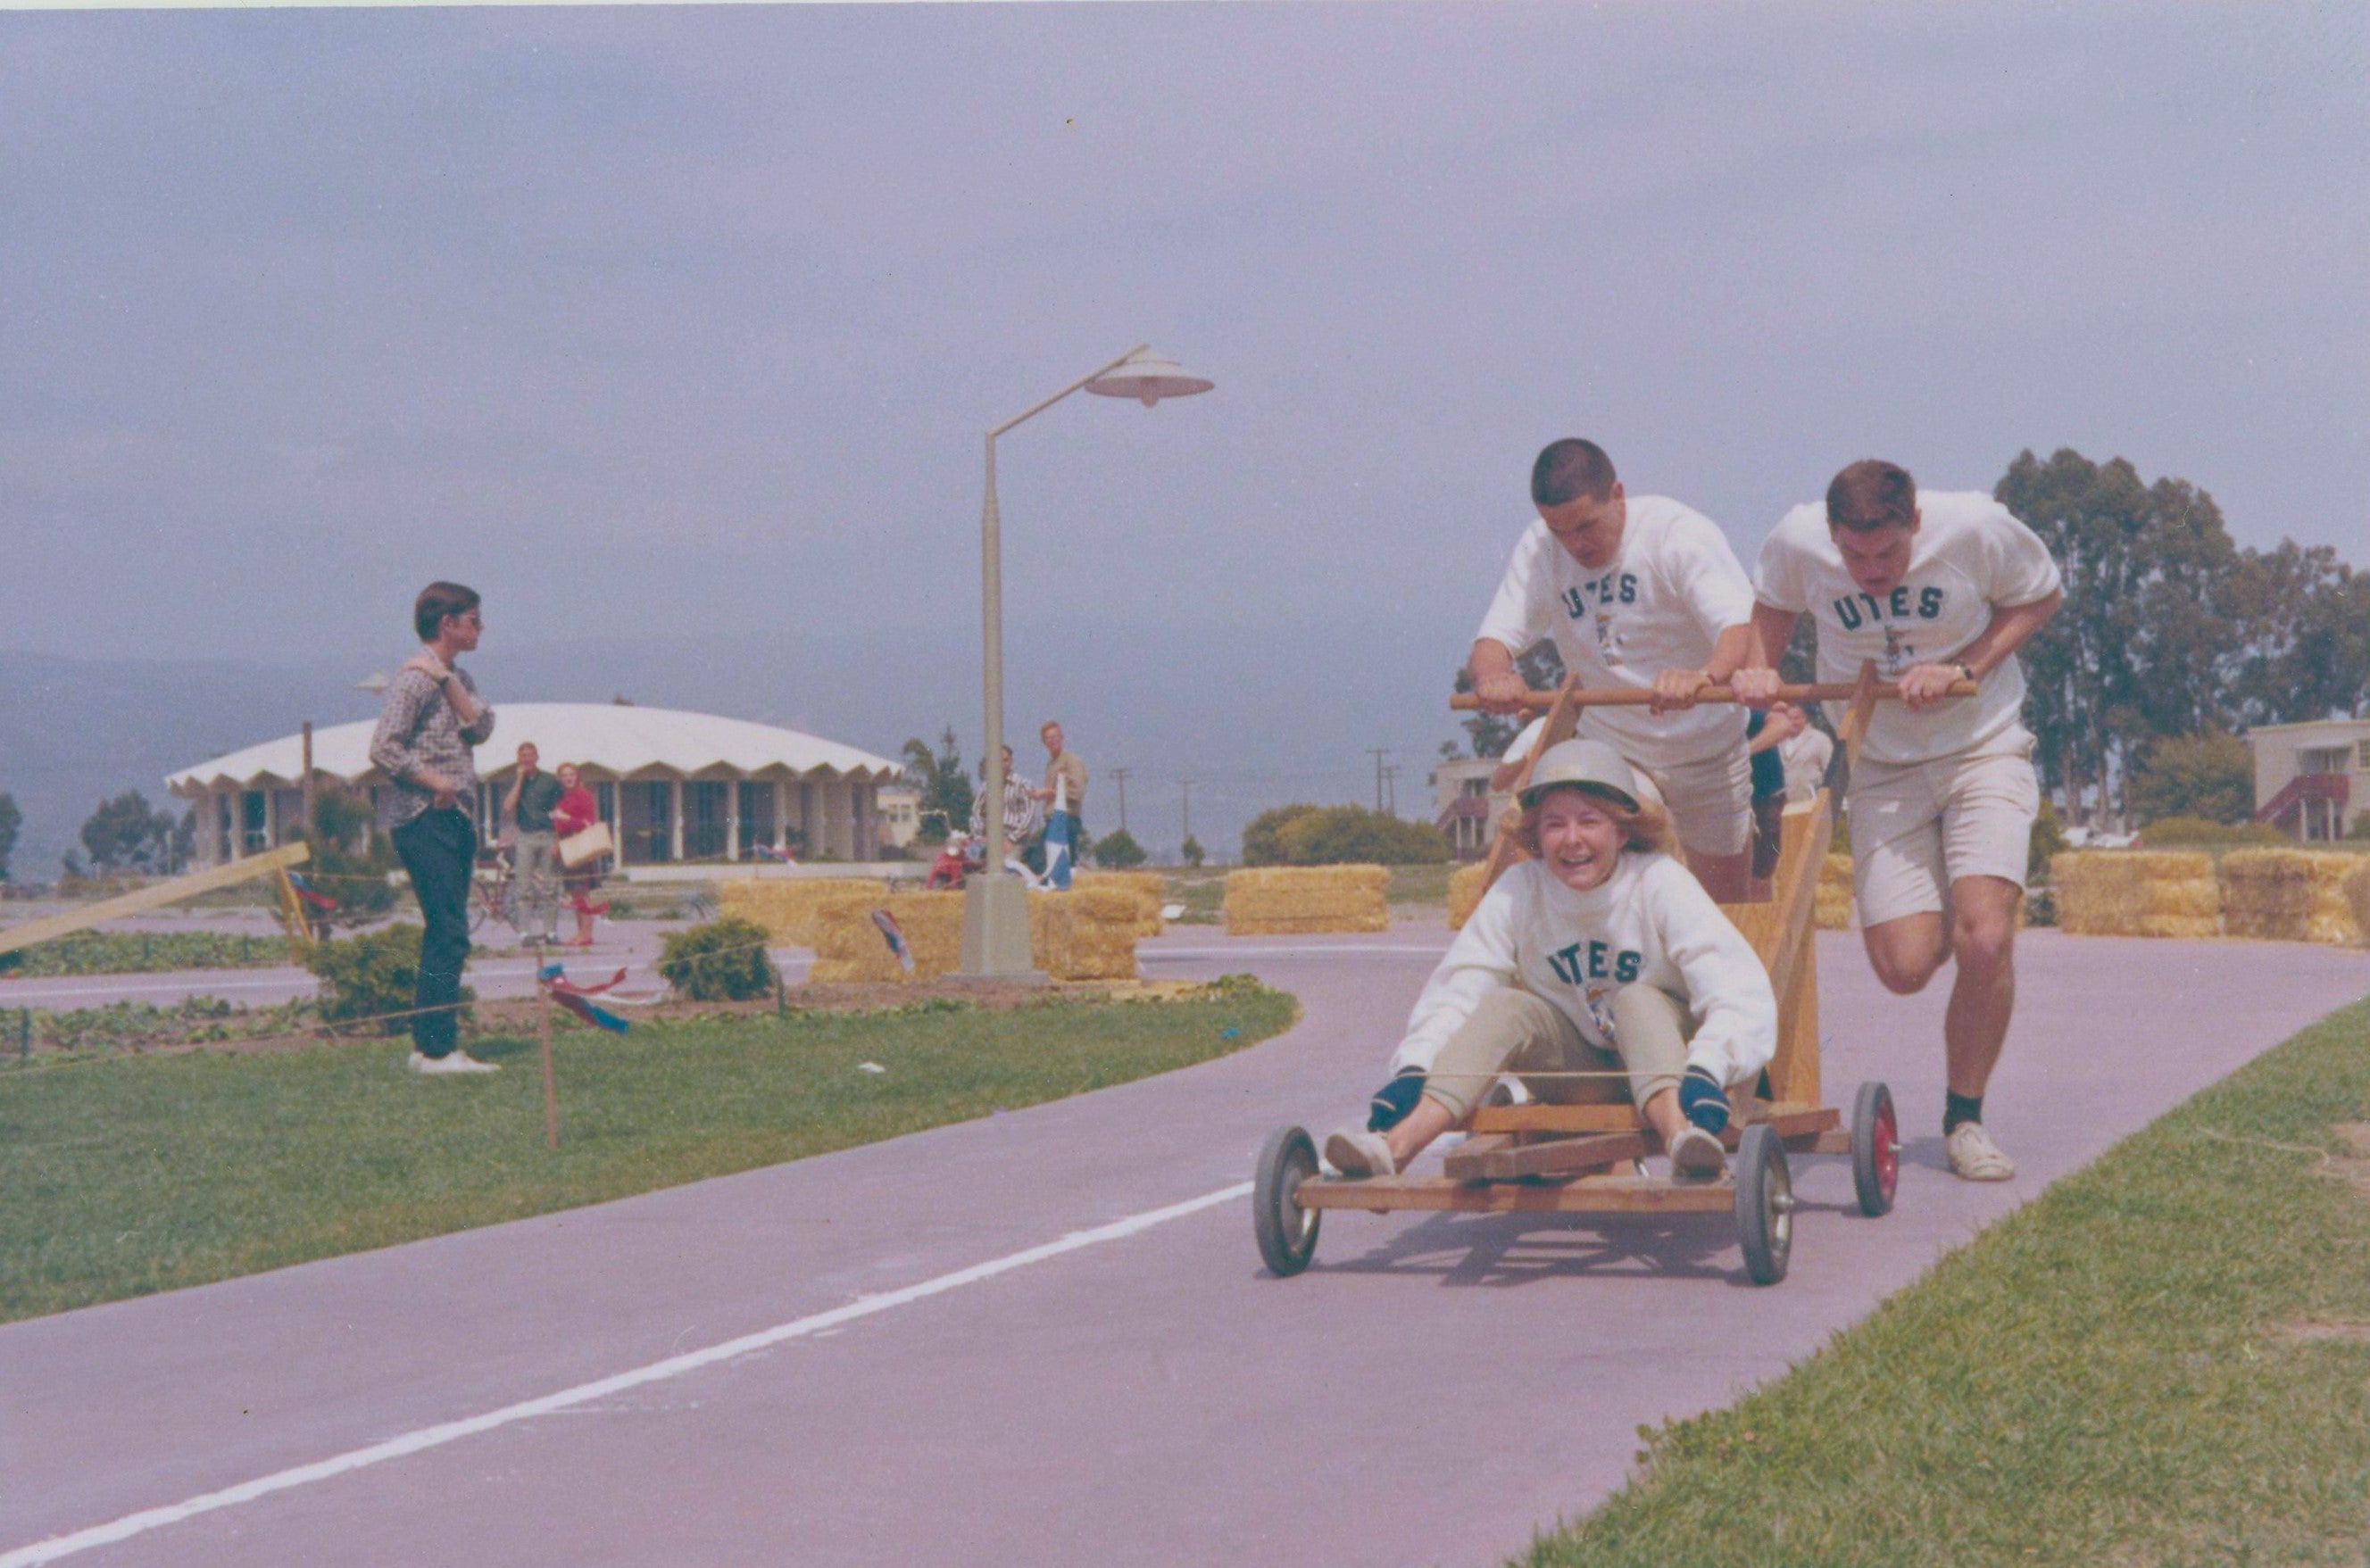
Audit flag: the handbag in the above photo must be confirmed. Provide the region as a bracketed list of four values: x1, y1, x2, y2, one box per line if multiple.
[558, 820, 614, 868]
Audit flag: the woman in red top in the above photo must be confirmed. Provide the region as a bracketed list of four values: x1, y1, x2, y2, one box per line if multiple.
[551, 763, 606, 946]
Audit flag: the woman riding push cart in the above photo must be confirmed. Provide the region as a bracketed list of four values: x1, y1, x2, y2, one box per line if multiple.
[1252, 668, 1917, 1286]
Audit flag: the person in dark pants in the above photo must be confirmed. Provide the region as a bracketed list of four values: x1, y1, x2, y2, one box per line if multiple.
[369, 581, 499, 1074]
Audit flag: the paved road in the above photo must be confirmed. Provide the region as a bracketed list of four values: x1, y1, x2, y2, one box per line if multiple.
[3, 927, 2362, 1567]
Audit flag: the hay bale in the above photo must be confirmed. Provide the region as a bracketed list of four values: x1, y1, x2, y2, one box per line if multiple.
[2345, 861, 2370, 948]
[718, 877, 892, 946]
[2050, 851, 2220, 939]
[1816, 854, 1854, 931]
[1075, 870, 1165, 936]
[1446, 863, 1490, 931]
[1224, 865, 1390, 935]
[806, 884, 1142, 983]
[2218, 849, 2366, 945]
[1031, 885, 1142, 979]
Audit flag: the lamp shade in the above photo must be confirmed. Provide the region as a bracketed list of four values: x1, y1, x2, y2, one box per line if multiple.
[1085, 350, 1214, 407]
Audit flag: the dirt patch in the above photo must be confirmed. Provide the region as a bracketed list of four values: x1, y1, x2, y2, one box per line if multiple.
[2269, 1318, 2370, 1348]
[2327, 1122, 2370, 1198]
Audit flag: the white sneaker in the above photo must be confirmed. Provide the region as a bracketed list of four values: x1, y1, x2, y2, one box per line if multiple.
[409, 1049, 500, 1076]
[1946, 1121, 2015, 1181]
[1323, 1128, 1397, 1179]
[1668, 1124, 1727, 1182]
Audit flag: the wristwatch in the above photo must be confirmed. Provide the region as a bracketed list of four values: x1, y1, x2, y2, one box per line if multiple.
[1953, 660, 1977, 683]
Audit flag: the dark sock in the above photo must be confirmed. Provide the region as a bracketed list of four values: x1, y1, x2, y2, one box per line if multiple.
[1943, 1091, 1983, 1135]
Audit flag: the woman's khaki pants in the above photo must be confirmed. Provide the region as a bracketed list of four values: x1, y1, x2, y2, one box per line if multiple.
[1419, 985, 1695, 1124]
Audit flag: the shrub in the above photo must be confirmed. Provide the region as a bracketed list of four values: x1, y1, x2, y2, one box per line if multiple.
[304, 925, 471, 1036]
[2134, 815, 2286, 849]
[1093, 828, 1148, 869]
[2128, 730, 2254, 825]
[1241, 803, 1451, 867]
[658, 916, 779, 1001]
[2028, 801, 2069, 883]
[1180, 835, 1205, 867]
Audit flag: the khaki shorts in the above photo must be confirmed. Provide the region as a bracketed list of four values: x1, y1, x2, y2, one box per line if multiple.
[1420, 984, 1695, 1123]
[1632, 746, 1752, 859]
[1848, 729, 2039, 927]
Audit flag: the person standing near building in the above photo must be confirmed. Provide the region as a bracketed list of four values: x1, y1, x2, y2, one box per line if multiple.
[369, 582, 499, 1075]
[1734, 460, 2061, 1181]
[1468, 439, 1760, 900]
[1032, 719, 1088, 891]
[550, 761, 604, 947]
[503, 741, 564, 946]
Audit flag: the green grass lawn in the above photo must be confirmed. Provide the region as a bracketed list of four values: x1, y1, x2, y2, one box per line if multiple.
[1526, 998, 2370, 1567]
[0, 981, 1296, 1323]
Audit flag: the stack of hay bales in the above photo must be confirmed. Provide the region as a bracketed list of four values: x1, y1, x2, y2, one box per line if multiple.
[805, 885, 1143, 983]
[2050, 851, 2220, 939]
[1075, 870, 1165, 936]
[2218, 850, 2366, 945]
[1028, 884, 1143, 979]
[2345, 861, 2370, 947]
[1224, 865, 1390, 935]
[719, 877, 890, 946]
[1815, 854, 1854, 931]
[1446, 862, 1491, 931]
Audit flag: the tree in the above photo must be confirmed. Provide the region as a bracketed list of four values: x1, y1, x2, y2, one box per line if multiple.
[1454, 641, 1567, 759]
[1179, 834, 1205, 867]
[1241, 802, 1451, 866]
[900, 726, 974, 844]
[2126, 731, 2254, 825]
[0, 793, 19, 882]
[2224, 539, 2369, 725]
[1093, 827, 1148, 868]
[78, 791, 177, 875]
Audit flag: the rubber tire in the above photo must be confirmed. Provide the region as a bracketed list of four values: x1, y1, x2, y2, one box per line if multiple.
[1253, 1125, 1323, 1277]
[1734, 1124, 1792, 1286]
[1851, 1080, 1900, 1217]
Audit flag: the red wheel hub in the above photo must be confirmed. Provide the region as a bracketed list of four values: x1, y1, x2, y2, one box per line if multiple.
[1875, 1101, 1899, 1196]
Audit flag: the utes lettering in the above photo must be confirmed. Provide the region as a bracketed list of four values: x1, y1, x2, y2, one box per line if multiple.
[1832, 585, 1943, 631]
[1548, 940, 1642, 987]
[1561, 572, 1638, 619]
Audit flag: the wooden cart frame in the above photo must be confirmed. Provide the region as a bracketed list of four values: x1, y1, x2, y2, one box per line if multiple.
[1252, 664, 1936, 1285]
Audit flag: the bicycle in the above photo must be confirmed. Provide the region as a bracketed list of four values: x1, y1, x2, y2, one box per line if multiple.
[469, 845, 520, 937]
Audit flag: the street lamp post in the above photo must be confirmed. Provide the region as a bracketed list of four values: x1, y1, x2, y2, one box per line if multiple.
[959, 346, 1214, 978]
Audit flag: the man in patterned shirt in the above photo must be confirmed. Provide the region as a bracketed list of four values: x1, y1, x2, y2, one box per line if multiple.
[369, 581, 499, 1074]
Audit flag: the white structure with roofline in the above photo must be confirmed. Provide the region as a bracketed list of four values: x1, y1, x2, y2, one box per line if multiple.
[2247, 718, 2370, 842]
[167, 703, 904, 868]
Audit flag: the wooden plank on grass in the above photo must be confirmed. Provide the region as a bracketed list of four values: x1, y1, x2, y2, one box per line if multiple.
[0, 843, 312, 957]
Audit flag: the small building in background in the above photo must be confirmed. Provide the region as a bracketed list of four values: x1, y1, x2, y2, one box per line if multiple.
[1429, 755, 1499, 862]
[167, 704, 903, 867]
[873, 784, 922, 851]
[2247, 718, 2369, 842]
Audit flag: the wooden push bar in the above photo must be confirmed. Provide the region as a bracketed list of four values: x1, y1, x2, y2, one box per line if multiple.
[0, 842, 312, 958]
[1449, 676, 1975, 713]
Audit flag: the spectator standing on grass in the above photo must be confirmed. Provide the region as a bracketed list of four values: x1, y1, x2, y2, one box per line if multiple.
[1032, 719, 1088, 891]
[969, 744, 1044, 875]
[551, 762, 604, 947]
[1734, 460, 2061, 1181]
[503, 742, 564, 946]
[368, 582, 499, 1076]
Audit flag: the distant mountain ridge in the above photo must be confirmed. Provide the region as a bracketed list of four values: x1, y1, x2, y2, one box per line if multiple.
[0, 609, 1477, 878]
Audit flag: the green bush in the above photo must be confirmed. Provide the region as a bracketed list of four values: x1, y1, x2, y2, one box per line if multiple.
[1180, 834, 1205, 867]
[2127, 730, 2254, 824]
[2133, 815, 2286, 848]
[2028, 801, 2069, 882]
[657, 916, 779, 1001]
[1093, 828, 1148, 869]
[1241, 803, 1451, 867]
[303, 925, 470, 1036]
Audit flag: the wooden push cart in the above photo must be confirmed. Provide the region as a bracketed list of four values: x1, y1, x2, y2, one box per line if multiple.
[1250, 664, 1953, 1286]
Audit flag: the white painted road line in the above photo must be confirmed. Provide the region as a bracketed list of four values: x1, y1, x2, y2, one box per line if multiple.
[0, 1182, 1254, 1568]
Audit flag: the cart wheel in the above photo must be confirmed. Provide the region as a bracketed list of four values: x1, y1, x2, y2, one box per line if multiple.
[1253, 1125, 1323, 1277]
[1851, 1080, 1900, 1217]
[1480, 1079, 1516, 1111]
[1734, 1124, 1793, 1286]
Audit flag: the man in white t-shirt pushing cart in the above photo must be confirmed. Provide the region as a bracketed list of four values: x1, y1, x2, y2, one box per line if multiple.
[1734, 459, 2062, 1183]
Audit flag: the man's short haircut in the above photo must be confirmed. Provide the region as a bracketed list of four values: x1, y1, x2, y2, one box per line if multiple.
[413, 581, 481, 643]
[1040, 720, 1061, 737]
[1530, 439, 1619, 508]
[1825, 460, 1917, 532]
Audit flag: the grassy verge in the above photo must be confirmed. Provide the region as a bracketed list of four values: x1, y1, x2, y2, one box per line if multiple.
[0, 979, 1296, 1323]
[1526, 999, 2370, 1567]
[0, 928, 296, 977]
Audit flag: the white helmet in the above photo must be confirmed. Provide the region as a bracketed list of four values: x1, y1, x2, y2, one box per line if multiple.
[1518, 738, 1641, 812]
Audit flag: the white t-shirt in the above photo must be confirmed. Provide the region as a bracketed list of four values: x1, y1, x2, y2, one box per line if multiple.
[1476, 495, 1756, 767]
[1778, 726, 1834, 803]
[1388, 853, 1776, 1091]
[1754, 490, 2062, 767]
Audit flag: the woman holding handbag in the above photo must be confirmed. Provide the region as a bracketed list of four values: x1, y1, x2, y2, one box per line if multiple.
[551, 762, 607, 947]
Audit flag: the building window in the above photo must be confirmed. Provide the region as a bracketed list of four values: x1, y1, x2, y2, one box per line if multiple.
[595, 782, 617, 834]
[2358, 739, 2370, 770]
[2301, 746, 2349, 776]
[242, 791, 268, 853]
[686, 781, 729, 859]
[641, 781, 674, 862]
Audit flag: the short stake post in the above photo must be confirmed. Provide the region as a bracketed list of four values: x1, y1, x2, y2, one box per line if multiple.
[537, 979, 560, 1151]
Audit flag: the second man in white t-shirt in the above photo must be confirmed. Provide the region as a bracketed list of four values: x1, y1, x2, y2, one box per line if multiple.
[1469, 438, 1760, 900]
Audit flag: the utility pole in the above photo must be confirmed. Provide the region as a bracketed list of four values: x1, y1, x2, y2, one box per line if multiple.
[1110, 767, 1131, 833]
[1179, 779, 1194, 845]
[1382, 763, 1400, 817]
[1368, 748, 1390, 813]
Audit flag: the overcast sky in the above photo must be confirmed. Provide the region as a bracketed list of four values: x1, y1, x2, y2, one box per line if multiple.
[3, 1, 2366, 845]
